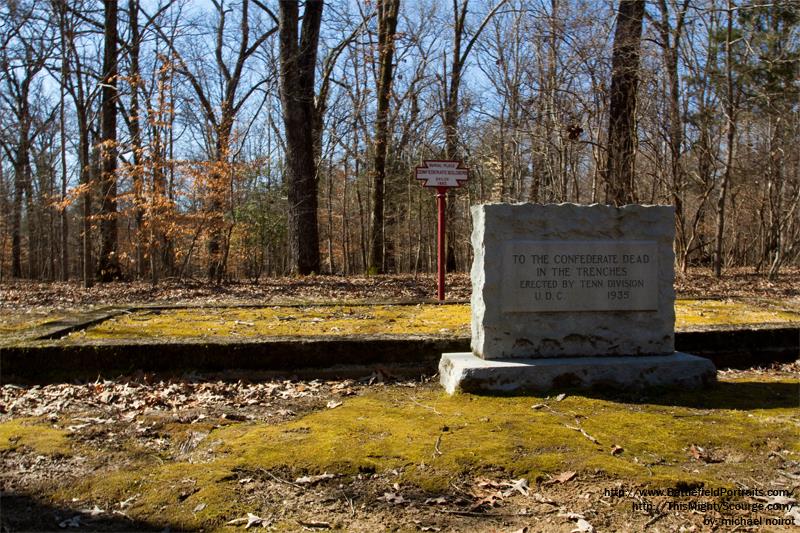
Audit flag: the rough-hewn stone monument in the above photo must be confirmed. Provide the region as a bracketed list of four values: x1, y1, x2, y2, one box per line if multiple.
[440, 203, 717, 394]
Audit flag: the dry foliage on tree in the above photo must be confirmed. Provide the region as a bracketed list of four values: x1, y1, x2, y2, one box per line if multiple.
[0, 1, 798, 285]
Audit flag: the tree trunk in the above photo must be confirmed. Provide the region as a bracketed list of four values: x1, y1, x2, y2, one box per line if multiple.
[11, 147, 24, 278]
[713, 0, 737, 278]
[206, 129, 230, 283]
[603, 0, 645, 205]
[24, 160, 36, 278]
[441, 0, 507, 271]
[368, 0, 401, 274]
[98, 0, 121, 281]
[81, 117, 93, 288]
[128, 0, 144, 280]
[278, 0, 322, 275]
[326, 151, 335, 274]
[656, 0, 689, 271]
[443, 2, 467, 273]
[59, 22, 69, 281]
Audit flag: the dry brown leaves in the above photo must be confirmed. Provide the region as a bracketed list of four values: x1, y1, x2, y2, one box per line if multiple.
[0, 375, 366, 422]
[674, 266, 800, 299]
[4, 267, 797, 312]
[0, 274, 472, 311]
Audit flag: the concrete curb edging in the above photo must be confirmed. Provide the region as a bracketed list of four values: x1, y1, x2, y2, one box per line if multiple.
[0, 325, 796, 383]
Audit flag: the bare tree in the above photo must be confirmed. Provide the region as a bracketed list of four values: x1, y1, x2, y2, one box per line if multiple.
[368, 0, 401, 274]
[603, 0, 645, 205]
[0, 2, 53, 279]
[278, 0, 323, 275]
[713, 0, 737, 277]
[651, 0, 691, 269]
[441, 0, 507, 271]
[144, 0, 277, 282]
[97, 0, 122, 281]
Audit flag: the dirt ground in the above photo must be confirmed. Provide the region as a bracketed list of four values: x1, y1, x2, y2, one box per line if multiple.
[1, 268, 799, 312]
[1, 270, 799, 531]
[2, 268, 799, 344]
[1, 363, 799, 532]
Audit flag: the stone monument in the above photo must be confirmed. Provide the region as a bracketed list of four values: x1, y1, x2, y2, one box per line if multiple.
[440, 203, 717, 394]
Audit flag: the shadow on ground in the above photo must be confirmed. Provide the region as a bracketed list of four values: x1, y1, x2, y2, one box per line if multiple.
[475, 380, 800, 410]
[600, 380, 800, 409]
[0, 492, 166, 532]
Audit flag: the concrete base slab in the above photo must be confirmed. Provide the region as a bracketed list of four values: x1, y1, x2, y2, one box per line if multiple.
[439, 352, 717, 394]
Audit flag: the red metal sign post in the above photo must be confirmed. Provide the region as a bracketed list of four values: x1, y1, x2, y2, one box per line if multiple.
[415, 160, 469, 301]
[436, 187, 447, 301]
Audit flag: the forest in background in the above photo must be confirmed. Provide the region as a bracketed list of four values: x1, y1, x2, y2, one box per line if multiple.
[0, 0, 798, 285]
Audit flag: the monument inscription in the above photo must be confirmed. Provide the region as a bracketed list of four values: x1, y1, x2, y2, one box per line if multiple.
[440, 202, 717, 393]
[470, 203, 676, 359]
[502, 240, 658, 312]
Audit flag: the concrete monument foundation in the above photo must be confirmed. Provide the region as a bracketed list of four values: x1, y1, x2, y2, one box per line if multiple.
[441, 203, 716, 394]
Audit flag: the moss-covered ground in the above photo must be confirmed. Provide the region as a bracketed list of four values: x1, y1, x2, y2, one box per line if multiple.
[80, 304, 472, 340]
[1, 371, 798, 532]
[62, 298, 800, 341]
[0, 310, 66, 336]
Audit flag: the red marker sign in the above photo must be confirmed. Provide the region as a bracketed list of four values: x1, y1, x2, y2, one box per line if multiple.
[414, 160, 469, 301]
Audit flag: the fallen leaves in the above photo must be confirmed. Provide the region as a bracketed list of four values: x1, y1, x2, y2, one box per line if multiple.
[558, 512, 595, 533]
[531, 392, 566, 411]
[117, 494, 138, 509]
[226, 512, 269, 529]
[544, 471, 577, 485]
[530, 492, 558, 506]
[571, 518, 595, 533]
[58, 515, 81, 528]
[1, 377, 367, 422]
[56, 505, 106, 528]
[413, 520, 442, 531]
[465, 477, 534, 511]
[469, 490, 504, 511]
[294, 473, 336, 485]
[688, 444, 723, 464]
[79, 505, 104, 517]
[380, 492, 407, 505]
[502, 478, 530, 497]
[0, 275, 474, 311]
[5, 268, 796, 313]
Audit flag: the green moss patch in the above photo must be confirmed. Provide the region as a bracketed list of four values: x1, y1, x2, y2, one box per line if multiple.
[675, 298, 800, 327]
[0, 418, 70, 455]
[0, 311, 66, 337]
[71, 299, 800, 342]
[22, 377, 798, 529]
[79, 304, 472, 340]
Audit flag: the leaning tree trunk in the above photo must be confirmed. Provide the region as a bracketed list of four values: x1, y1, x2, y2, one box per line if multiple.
[603, 0, 645, 205]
